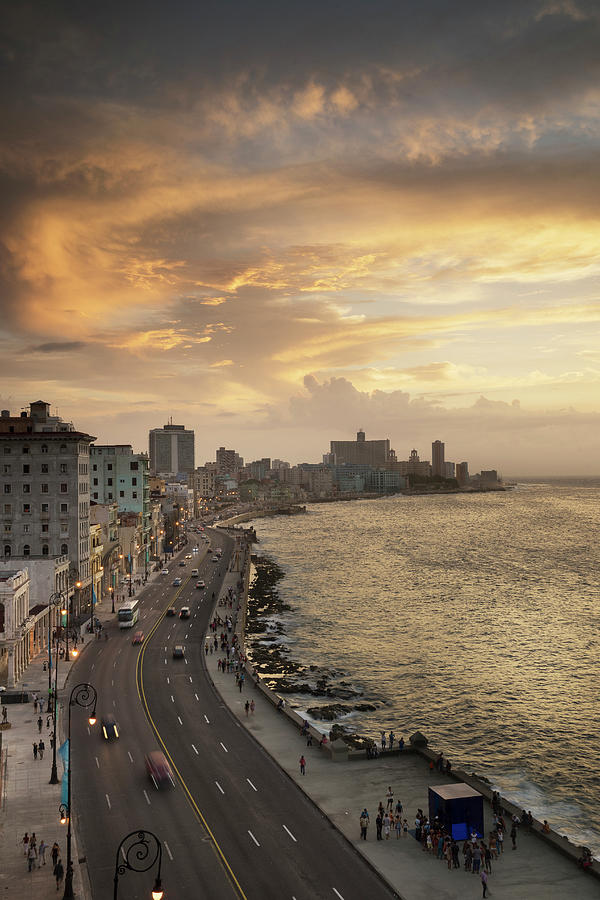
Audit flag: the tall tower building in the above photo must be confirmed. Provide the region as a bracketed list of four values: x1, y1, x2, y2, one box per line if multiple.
[431, 440, 445, 477]
[149, 423, 195, 476]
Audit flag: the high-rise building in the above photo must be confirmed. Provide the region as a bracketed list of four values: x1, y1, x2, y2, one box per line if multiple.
[432, 440, 445, 477]
[149, 423, 195, 476]
[0, 400, 95, 615]
[456, 462, 469, 485]
[215, 447, 243, 474]
[330, 430, 391, 467]
[396, 449, 431, 477]
[90, 445, 150, 534]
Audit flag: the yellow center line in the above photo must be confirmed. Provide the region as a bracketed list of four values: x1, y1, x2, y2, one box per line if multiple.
[136, 578, 247, 899]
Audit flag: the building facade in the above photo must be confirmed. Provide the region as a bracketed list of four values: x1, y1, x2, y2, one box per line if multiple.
[330, 430, 391, 467]
[432, 440, 445, 477]
[149, 423, 195, 476]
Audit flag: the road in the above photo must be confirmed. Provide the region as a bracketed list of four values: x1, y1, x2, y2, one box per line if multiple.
[70, 530, 398, 900]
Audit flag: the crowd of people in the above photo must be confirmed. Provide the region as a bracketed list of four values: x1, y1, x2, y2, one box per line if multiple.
[22, 833, 66, 889]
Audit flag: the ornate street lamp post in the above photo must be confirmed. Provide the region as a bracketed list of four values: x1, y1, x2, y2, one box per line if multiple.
[113, 830, 164, 900]
[63, 683, 97, 899]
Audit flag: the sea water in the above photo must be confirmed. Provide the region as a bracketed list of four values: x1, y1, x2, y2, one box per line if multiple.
[247, 478, 600, 854]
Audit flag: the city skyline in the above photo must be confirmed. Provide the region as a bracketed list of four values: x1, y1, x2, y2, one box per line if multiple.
[2, 1, 600, 474]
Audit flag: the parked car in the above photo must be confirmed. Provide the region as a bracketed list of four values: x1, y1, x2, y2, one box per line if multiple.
[179, 607, 190, 619]
[132, 631, 144, 645]
[145, 751, 174, 788]
[166, 606, 176, 617]
[101, 714, 119, 740]
[172, 644, 185, 659]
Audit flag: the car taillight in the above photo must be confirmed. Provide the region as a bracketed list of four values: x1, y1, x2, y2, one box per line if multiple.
[114, 726, 119, 738]
[103, 727, 108, 739]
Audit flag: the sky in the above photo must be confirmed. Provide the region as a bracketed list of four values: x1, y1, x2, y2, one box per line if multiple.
[1, 0, 599, 474]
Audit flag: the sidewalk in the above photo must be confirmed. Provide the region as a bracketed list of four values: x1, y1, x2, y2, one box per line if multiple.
[0, 565, 164, 900]
[208, 559, 600, 900]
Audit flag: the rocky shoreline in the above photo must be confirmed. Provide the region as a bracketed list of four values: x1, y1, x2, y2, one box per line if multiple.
[245, 554, 381, 748]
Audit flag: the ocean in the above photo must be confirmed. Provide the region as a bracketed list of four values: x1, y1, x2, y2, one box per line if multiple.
[245, 478, 600, 854]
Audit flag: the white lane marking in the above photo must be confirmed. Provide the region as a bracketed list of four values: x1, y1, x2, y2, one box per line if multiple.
[111, 679, 114, 687]
[87, 726, 90, 735]
[195, 694, 200, 701]
[246, 778, 257, 791]
[105, 794, 111, 810]
[185, 633, 188, 639]
[283, 824, 297, 842]
[91, 664, 95, 671]
[95, 757, 99, 769]
[333, 891, 345, 900]
[128, 751, 134, 763]
[220, 741, 228, 753]
[215, 781, 225, 795]
[171, 695, 174, 703]
[189, 623, 193, 628]
[113, 661, 116, 668]
[248, 830, 260, 847]
[189, 677, 193, 683]
[178, 716, 183, 725]
[192, 744, 199, 755]
[164, 646, 167, 652]
[185, 658, 188, 664]
[163, 841, 173, 861]
[112, 700, 116, 707]
[143, 789, 151, 805]
[166, 677, 170, 684]
[164, 658, 167, 665]
[117, 648, 121, 655]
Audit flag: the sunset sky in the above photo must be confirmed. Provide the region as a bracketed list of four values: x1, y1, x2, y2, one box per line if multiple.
[1, 0, 599, 474]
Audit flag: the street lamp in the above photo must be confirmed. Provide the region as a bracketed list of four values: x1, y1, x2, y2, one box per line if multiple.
[109, 586, 115, 614]
[113, 830, 164, 900]
[63, 682, 98, 899]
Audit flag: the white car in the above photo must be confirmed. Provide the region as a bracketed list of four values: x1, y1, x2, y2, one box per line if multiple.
[211, 556, 219, 562]
[161, 568, 169, 576]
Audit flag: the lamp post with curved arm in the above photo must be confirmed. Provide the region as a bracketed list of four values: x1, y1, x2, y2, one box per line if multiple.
[63, 683, 97, 899]
[113, 830, 164, 900]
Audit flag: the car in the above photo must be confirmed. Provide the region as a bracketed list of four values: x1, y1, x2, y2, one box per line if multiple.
[145, 751, 174, 788]
[161, 568, 169, 575]
[192, 546, 199, 553]
[211, 556, 219, 562]
[172, 644, 185, 658]
[179, 606, 190, 619]
[196, 580, 205, 590]
[191, 568, 199, 576]
[166, 606, 176, 617]
[185, 553, 192, 559]
[132, 630, 144, 645]
[172, 577, 182, 587]
[179, 560, 186, 567]
[101, 714, 119, 740]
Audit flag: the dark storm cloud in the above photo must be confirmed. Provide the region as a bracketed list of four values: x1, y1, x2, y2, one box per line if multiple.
[30, 341, 87, 352]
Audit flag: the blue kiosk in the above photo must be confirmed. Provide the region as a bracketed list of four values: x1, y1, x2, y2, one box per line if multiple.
[429, 783, 484, 841]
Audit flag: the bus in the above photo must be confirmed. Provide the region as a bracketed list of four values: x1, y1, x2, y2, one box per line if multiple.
[118, 598, 140, 629]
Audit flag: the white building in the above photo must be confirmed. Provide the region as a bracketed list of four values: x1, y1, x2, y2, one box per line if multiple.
[149, 423, 195, 476]
[0, 568, 32, 687]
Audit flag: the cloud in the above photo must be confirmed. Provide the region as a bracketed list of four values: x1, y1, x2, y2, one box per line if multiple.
[30, 341, 87, 353]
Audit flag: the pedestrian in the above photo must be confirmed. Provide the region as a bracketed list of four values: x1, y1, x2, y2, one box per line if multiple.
[395, 799, 403, 817]
[46, 715, 51, 728]
[250, 699, 255, 715]
[37, 715, 43, 734]
[472, 842, 482, 874]
[383, 812, 391, 839]
[360, 809, 369, 840]
[306, 732, 312, 747]
[510, 822, 517, 849]
[27, 844, 37, 872]
[386, 786, 394, 809]
[38, 738, 45, 759]
[389, 730, 394, 750]
[402, 818, 409, 837]
[2, 705, 7, 723]
[33, 697, 38, 713]
[299, 755, 306, 775]
[51, 843, 60, 868]
[38, 840, 47, 866]
[54, 857, 64, 891]
[22, 832, 30, 856]
[50, 732, 55, 750]
[32, 742, 38, 760]
[376, 812, 383, 840]
[481, 869, 488, 898]
[380, 731, 386, 750]
[244, 700, 250, 717]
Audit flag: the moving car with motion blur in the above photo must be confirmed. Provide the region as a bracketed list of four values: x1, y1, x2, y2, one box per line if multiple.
[172, 577, 182, 586]
[166, 606, 176, 617]
[145, 751, 174, 788]
[172, 644, 185, 659]
[179, 606, 190, 619]
[196, 580, 205, 590]
[101, 714, 119, 740]
[132, 630, 144, 645]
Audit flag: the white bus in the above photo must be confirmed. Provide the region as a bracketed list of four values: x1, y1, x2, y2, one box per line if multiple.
[118, 598, 140, 629]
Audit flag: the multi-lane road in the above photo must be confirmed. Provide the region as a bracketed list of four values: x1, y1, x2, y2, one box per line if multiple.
[70, 530, 398, 900]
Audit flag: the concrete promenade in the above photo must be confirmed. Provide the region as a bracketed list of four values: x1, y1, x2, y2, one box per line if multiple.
[210, 548, 600, 900]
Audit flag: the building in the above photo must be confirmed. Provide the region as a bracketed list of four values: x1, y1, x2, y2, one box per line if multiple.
[396, 449, 431, 478]
[456, 462, 469, 485]
[0, 568, 32, 686]
[149, 423, 195, 476]
[443, 461, 456, 480]
[215, 447, 243, 475]
[366, 470, 406, 492]
[0, 401, 95, 618]
[248, 458, 271, 481]
[432, 440, 445, 477]
[90, 502, 121, 599]
[330, 430, 391, 467]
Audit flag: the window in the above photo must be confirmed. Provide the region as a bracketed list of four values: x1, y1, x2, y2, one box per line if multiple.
[23, 446, 30, 454]
[3, 524, 11, 533]
[41, 484, 49, 493]
[107, 478, 113, 486]
[41, 503, 49, 513]
[60, 523, 68, 535]
[22, 464, 30, 474]
[60, 463, 67, 473]
[3, 545, 10, 557]
[108, 492, 113, 500]
[131, 477, 137, 486]
[130, 461, 139, 470]
[3, 485, 10, 494]
[41, 444, 48, 454]
[3, 447, 11, 454]
[119, 490, 124, 498]
[60, 444, 67, 453]
[60, 503, 68, 513]
[23, 524, 30, 534]
[23, 483, 31, 493]
[41, 523, 48, 532]
[3, 464, 10, 474]
[23, 544, 30, 556]
[42, 544, 49, 556]
[22, 504, 31, 514]
[107, 463, 113, 471]
[132, 492, 137, 499]
[61, 543, 68, 555]
[41, 463, 48, 473]
[3, 504, 11, 514]
[93, 492, 98, 499]
[92, 464, 97, 471]
[60, 483, 68, 492]
[93, 478, 98, 485]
